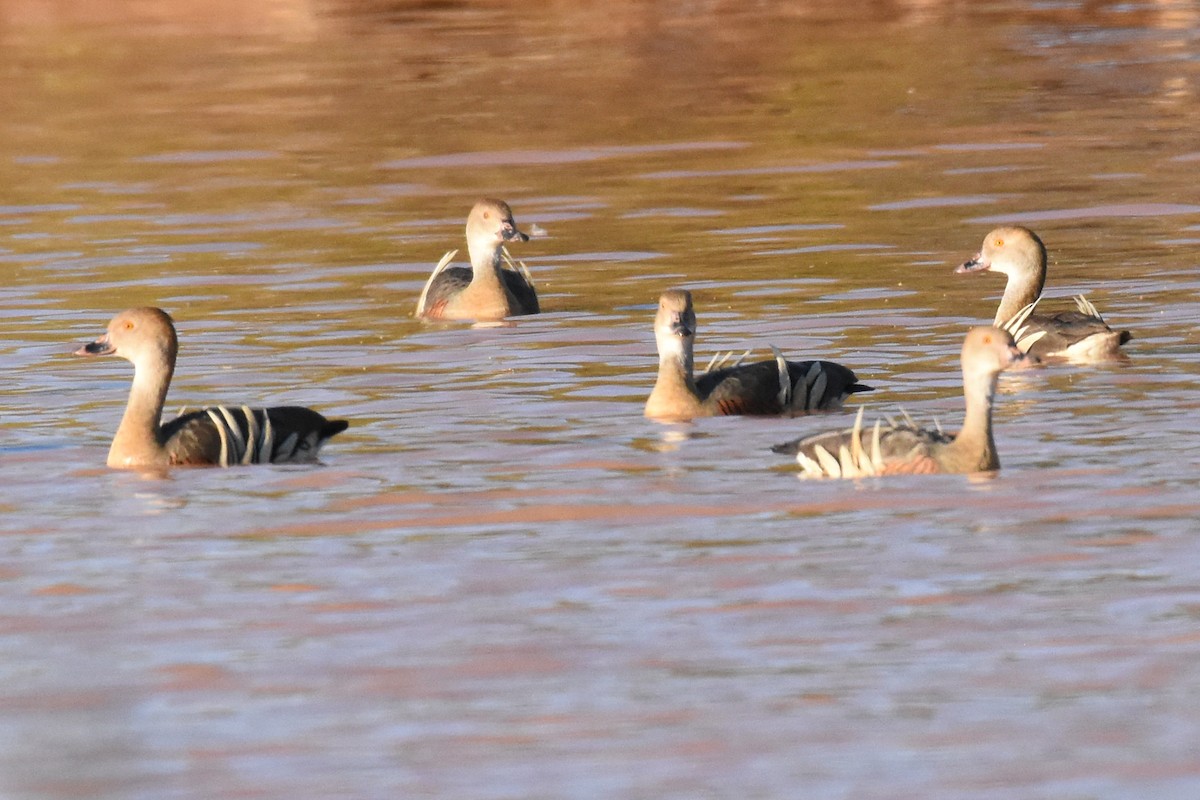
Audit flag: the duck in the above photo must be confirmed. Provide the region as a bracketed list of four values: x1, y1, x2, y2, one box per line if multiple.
[415, 198, 539, 321]
[644, 289, 872, 421]
[75, 307, 349, 469]
[955, 226, 1131, 360]
[772, 326, 1026, 478]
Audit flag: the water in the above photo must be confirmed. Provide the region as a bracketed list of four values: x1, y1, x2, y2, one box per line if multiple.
[2, 1, 1200, 797]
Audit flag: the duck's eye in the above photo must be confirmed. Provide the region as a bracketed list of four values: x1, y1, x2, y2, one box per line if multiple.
[994, 238, 1004, 247]
[482, 211, 491, 220]
[982, 334, 993, 345]
[123, 321, 134, 330]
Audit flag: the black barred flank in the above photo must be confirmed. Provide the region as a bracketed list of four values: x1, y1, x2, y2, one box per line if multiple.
[166, 405, 346, 467]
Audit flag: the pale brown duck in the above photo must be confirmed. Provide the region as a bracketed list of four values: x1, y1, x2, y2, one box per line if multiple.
[956, 226, 1130, 360]
[75, 307, 348, 469]
[772, 327, 1026, 478]
[415, 198, 539, 321]
[644, 289, 872, 422]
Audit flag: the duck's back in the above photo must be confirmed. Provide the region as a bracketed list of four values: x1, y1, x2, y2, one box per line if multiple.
[161, 406, 348, 466]
[696, 359, 870, 416]
[1019, 309, 1131, 359]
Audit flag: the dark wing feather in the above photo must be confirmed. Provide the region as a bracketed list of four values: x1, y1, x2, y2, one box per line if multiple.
[696, 361, 788, 416]
[501, 269, 539, 315]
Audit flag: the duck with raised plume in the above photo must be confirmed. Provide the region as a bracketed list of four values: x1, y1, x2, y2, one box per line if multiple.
[772, 327, 1026, 478]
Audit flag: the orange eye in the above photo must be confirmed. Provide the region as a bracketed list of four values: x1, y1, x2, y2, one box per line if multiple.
[994, 238, 1004, 247]
[124, 321, 134, 330]
[482, 211, 491, 220]
[982, 334, 992, 344]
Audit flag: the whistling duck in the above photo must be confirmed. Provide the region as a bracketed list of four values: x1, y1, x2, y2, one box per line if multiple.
[644, 289, 872, 421]
[772, 326, 1026, 478]
[956, 226, 1130, 360]
[415, 198, 539, 321]
[75, 307, 348, 469]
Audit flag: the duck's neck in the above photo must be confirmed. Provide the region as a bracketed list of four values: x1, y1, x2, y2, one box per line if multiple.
[645, 338, 702, 419]
[109, 352, 173, 468]
[467, 238, 506, 291]
[942, 368, 999, 472]
[459, 237, 511, 318]
[994, 265, 1045, 326]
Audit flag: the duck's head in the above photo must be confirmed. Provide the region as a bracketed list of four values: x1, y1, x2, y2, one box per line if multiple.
[961, 325, 1027, 383]
[654, 289, 696, 359]
[956, 226, 1046, 279]
[75, 307, 178, 366]
[466, 198, 529, 249]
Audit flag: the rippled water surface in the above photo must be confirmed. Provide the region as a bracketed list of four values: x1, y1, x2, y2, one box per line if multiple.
[3, 1, 1200, 798]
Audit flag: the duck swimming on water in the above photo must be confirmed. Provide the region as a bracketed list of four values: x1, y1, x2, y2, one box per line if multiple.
[416, 198, 539, 322]
[645, 289, 872, 422]
[75, 307, 348, 469]
[956, 226, 1130, 361]
[772, 326, 1026, 478]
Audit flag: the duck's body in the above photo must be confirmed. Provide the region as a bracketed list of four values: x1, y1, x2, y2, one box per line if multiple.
[644, 289, 872, 422]
[416, 198, 538, 321]
[75, 307, 348, 469]
[956, 226, 1130, 360]
[772, 327, 1025, 478]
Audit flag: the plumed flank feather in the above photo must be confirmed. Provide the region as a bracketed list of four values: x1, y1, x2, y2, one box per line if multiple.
[415, 250, 458, 317]
[795, 409, 884, 479]
[802, 362, 828, 412]
[1074, 295, 1100, 319]
[1000, 299, 1049, 352]
[771, 346, 790, 407]
[703, 350, 750, 373]
[848, 407, 867, 473]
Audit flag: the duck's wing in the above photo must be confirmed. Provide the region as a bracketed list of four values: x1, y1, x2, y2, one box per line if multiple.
[697, 355, 872, 417]
[499, 248, 539, 315]
[416, 250, 473, 319]
[501, 268, 540, 315]
[161, 406, 348, 467]
[695, 360, 789, 416]
[1002, 296, 1130, 359]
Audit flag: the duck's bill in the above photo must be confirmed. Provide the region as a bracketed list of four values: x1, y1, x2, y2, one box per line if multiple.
[75, 337, 115, 356]
[503, 224, 529, 243]
[955, 255, 989, 274]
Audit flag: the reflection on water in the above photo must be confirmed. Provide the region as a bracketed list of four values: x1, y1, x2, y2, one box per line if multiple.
[3, 1, 1200, 798]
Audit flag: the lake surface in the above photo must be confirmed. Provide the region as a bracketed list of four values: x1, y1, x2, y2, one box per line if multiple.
[2, 1, 1200, 797]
